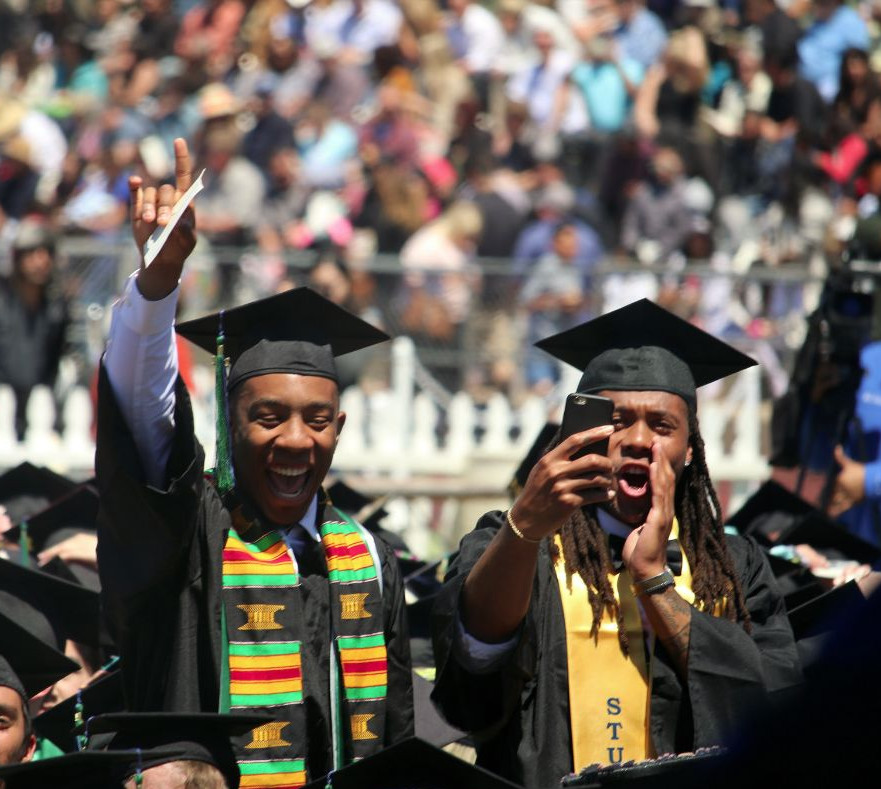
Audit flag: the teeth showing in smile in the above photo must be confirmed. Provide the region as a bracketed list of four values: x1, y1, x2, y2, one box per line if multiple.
[272, 467, 307, 477]
[269, 466, 309, 497]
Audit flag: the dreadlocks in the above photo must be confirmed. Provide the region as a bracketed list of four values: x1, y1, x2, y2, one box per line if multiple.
[553, 410, 751, 654]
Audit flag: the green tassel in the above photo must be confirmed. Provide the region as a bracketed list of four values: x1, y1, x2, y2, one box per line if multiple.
[19, 521, 30, 567]
[214, 322, 235, 498]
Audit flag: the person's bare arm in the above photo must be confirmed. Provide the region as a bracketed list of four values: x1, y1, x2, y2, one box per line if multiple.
[462, 426, 616, 642]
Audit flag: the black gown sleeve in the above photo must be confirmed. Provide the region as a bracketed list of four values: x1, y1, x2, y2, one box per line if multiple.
[95, 363, 227, 712]
[683, 534, 803, 746]
[376, 536, 415, 744]
[430, 511, 539, 736]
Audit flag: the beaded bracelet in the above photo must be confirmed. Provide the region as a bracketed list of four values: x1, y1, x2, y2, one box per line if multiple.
[506, 509, 542, 544]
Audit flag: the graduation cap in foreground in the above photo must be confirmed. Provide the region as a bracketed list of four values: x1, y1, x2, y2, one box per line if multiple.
[0, 606, 79, 698]
[727, 478, 880, 563]
[0, 556, 101, 647]
[412, 672, 467, 749]
[509, 422, 560, 498]
[326, 479, 402, 547]
[34, 670, 125, 754]
[0, 748, 184, 789]
[87, 712, 275, 789]
[0, 462, 76, 525]
[303, 737, 519, 789]
[536, 299, 756, 408]
[175, 286, 390, 390]
[788, 580, 867, 675]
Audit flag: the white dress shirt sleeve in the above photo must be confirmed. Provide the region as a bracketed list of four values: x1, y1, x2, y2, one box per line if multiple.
[453, 612, 519, 674]
[103, 272, 180, 488]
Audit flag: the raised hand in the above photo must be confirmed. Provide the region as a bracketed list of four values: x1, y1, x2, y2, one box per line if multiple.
[133, 137, 197, 301]
[510, 425, 616, 542]
[621, 440, 676, 582]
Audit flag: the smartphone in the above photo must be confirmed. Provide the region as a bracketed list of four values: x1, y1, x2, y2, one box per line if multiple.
[560, 393, 615, 459]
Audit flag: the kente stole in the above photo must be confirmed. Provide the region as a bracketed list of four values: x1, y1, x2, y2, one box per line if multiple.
[554, 519, 720, 771]
[221, 497, 388, 789]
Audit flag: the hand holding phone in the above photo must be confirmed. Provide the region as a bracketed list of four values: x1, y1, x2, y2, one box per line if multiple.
[560, 393, 615, 459]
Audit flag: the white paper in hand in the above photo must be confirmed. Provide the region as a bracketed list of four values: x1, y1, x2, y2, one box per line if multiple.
[142, 168, 206, 267]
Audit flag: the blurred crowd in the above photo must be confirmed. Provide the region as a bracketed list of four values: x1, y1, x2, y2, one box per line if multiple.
[3, 0, 881, 403]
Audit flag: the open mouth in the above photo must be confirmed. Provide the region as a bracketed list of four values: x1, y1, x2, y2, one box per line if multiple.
[267, 466, 311, 500]
[618, 464, 650, 498]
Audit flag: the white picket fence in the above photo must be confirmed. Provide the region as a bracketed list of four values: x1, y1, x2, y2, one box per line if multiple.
[0, 337, 768, 487]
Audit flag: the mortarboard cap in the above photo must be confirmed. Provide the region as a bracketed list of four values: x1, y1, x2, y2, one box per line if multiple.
[726, 479, 881, 563]
[6, 482, 98, 553]
[34, 669, 125, 754]
[326, 479, 395, 538]
[87, 711, 275, 789]
[726, 480, 813, 542]
[412, 672, 467, 749]
[535, 299, 756, 409]
[175, 286, 389, 390]
[0, 605, 79, 698]
[0, 556, 101, 647]
[303, 736, 519, 789]
[0, 654, 26, 699]
[0, 462, 76, 525]
[0, 748, 184, 789]
[788, 580, 867, 675]
[509, 422, 560, 498]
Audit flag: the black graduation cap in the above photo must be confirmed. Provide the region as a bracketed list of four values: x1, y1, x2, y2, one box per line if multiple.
[509, 422, 560, 498]
[0, 556, 101, 647]
[326, 479, 397, 541]
[34, 670, 125, 754]
[303, 736, 520, 789]
[0, 462, 76, 525]
[535, 299, 756, 408]
[412, 672, 467, 749]
[5, 482, 98, 554]
[788, 580, 867, 675]
[87, 711, 275, 789]
[175, 286, 390, 390]
[0, 748, 184, 789]
[728, 480, 881, 565]
[0, 605, 79, 698]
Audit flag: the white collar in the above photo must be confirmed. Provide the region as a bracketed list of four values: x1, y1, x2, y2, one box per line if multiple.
[596, 507, 635, 539]
[296, 494, 321, 542]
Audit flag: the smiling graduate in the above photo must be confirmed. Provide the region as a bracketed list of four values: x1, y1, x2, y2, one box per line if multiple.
[430, 299, 803, 789]
[94, 139, 413, 789]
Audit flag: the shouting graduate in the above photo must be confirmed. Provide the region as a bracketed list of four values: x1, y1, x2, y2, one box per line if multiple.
[431, 300, 802, 788]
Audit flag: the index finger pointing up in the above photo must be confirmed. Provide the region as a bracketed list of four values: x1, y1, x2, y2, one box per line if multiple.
[173, 137, 192, 194]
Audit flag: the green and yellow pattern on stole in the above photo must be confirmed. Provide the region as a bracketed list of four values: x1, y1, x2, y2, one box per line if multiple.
[221, 501, 388, 789]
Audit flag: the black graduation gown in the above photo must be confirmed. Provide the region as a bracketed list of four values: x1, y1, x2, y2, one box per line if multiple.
[431, 510, 803, 788]
[95, 367, 414, 780]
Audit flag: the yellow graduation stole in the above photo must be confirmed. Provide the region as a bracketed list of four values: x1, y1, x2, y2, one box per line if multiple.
[554, 519, 698, 771]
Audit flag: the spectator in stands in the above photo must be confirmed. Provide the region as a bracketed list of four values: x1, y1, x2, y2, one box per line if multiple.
[444, 0, 505, 108]
[506, 25, 587, 154]
[620, 146, 694, 264]
[174, 0, 245, 80]
[296, 100, 359, 189]
[53, 24, 109, 114]
[514, 180, 604, 283]
[398, 199, 483, 348]
[634, 26, 710, 179]
[0, 218, 69, 442]
[744, 0, 801, 64]
[242, 75, 294, 176]
[799, 0, 869, 104]
[0, 138, 39, 225]
[519, 222, 589, 394]
[610, 0, 668, 71]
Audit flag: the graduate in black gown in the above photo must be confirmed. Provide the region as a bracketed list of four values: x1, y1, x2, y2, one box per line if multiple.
[431, 301, 803, 788]
[95, 139, 413, 788]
